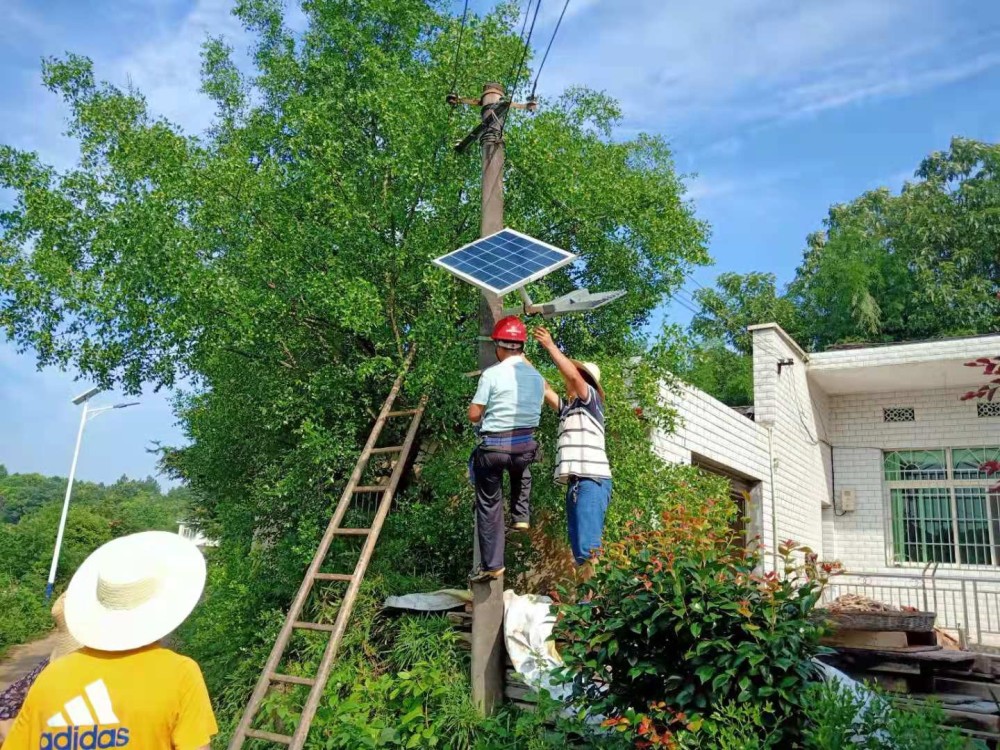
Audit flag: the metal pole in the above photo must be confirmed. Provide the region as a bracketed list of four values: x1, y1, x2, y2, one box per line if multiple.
[46, 399, 89, 599]
[972, 580, 982, 648]
[471, 81, 506, 717]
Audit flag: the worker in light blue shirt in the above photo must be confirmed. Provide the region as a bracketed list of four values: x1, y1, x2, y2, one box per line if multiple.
[467, 316, 545, 581]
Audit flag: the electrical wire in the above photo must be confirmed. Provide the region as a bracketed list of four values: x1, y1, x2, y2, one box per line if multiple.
[671, 290, 702, 317]
[671, 295, 701, 317]
[506, 0, 535, 91]
[530, 0, 571, 99]
[508, 0, 542, 102]
[449, 0, 471, 94]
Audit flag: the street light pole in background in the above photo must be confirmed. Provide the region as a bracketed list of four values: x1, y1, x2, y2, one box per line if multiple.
[45, 388, 140, 599]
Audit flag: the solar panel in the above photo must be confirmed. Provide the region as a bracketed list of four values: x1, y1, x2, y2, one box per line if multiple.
[432, 228, 576, 295]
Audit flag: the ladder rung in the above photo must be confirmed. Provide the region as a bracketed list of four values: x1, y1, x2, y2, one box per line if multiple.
[386, 409, 418, 417]
[370, 445, 404, 454]
[334, 528, 371, 536]
[353, 485, 387, 493]
[245, 730, 292, 745]
[313, 572, 353, 582]
[293, 620, 337, 632]
[271, 672, 315, 687]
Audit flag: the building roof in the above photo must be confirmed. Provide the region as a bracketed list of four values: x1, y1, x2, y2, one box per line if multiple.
[823, 331, 1000, 351]
[807, 332, 1000, 395]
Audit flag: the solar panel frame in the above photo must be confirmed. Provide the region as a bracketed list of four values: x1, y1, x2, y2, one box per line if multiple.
[432, 228, 577, 295]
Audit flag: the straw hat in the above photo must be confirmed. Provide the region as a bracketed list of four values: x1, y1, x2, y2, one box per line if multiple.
[49, 594, 82, 661]
[64, 531, 206, 652]
[571, 360, 604, 400]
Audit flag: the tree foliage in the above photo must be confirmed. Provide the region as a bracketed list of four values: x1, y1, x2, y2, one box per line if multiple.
[1, 0, 706, 550]
[680, 138, 1000, 405]
[790, 137, 1000, 349]
[0, 469, 189, 655]
[0, 0, 711, 731]
[689, 273, 799, 356]
[676, 272, 797, 405]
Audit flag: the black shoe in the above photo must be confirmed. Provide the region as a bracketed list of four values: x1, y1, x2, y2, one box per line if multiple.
[469, 567, 505, 583]
[506, 522, 530, 538]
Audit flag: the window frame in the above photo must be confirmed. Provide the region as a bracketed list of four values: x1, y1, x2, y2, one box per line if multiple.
[884, 446, 1000, 568]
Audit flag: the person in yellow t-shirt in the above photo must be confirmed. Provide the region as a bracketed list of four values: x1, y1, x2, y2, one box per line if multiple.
[2, 532, 217, 750]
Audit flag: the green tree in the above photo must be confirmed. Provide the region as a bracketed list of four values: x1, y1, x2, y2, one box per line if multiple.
[0, 468, 190, 655]
[676, 337, 754, 407]
[674, 272, 796, 406]
[690, 272, 799, 355]
[680, 139, 999, 406]
[0, 0, 709, 720]
[790, 137, 1000, 350]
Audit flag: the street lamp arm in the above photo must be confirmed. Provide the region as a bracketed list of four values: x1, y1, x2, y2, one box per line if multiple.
[86, 402, 140, 421]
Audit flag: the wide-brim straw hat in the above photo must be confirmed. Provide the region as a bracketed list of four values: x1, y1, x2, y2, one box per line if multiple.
[570, 359, 604, 400]
[49, 594, 82, 661]
[64, 531, 206, 652]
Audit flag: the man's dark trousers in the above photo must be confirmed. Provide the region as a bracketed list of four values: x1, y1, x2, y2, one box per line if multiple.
[473, 446, 535, 572]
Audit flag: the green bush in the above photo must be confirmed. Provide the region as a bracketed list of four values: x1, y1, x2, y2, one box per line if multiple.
[554, 499, 838, 747]
[674, 702, 777, 749]
[0, 471, 190, 658]
[801, 679, 980, 749]
[480, 691, 631, 750]
[0, 574, 52, 657]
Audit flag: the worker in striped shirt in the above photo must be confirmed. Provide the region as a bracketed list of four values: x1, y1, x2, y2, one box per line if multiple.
[532, 326, 612, 570]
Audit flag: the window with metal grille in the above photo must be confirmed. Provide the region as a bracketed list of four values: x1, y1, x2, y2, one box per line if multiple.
[978, 402, 1000, 418]
[886, 447, 1000, 565]
[883, 407, 915, 423]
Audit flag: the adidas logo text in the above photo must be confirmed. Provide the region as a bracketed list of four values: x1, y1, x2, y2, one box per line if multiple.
[40, 726, 129, 750]
[40, 681, 129, 750]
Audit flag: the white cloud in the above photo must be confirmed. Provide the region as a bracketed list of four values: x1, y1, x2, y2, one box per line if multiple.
[113, 0, 249, 133]
[685, 176, 740, 202]
[0, 1, 52, 46]
[533, 0, 1000, 135]
[685, 168, 797, 203]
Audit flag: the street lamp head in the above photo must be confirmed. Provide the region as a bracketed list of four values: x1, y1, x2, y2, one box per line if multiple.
[72, 387, 101, 405]
[114, 402, 141, 410]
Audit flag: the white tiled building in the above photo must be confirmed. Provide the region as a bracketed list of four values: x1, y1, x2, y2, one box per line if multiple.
[655, 324, 1000, 646]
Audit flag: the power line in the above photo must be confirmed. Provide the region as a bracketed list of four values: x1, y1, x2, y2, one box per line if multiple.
[449, 0, 471, 93]
[508, 0, 542, 102]
[530, 0, 571, 99]
[671, 295, 701, 317]
[506, 0, 535, 92]
[506, 153, 710, 324]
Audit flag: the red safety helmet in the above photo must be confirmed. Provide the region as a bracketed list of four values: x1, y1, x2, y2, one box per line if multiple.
[491, 316, 527, 344]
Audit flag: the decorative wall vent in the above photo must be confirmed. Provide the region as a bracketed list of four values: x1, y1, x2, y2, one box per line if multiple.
[978, 402, 1000, 418]
[883, 407, 915, 423]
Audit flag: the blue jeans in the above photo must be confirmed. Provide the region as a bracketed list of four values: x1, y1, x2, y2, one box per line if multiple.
[566, 477, 612, 565]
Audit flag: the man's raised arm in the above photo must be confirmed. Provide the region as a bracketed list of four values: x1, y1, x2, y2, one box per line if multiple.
[532, 326, 588, 401]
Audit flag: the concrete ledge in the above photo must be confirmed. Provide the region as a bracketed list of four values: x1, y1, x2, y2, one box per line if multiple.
[747, 322, 809, 362]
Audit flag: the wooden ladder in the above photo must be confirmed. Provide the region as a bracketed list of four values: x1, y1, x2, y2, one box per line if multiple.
[229, 352, 427, 750]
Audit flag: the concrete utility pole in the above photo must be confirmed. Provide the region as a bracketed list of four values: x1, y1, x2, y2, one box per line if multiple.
[450, 81, 535, 716]
[472, 82, 505, 718]
[477, 82, 506, 370]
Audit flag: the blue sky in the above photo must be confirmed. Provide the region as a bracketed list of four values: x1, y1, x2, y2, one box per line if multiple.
[2, 0, 1000, 484]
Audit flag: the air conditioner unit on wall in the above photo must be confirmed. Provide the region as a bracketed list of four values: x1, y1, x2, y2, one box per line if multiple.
[839, 489, 857, 513]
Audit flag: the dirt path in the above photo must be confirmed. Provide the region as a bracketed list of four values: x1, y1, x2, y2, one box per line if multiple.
[0, 634, 57, 692]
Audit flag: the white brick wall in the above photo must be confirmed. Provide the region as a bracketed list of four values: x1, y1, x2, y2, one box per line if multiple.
[810, 335, 1000, 370]
[821, 385, 1000, 643]
[751, 325, 828, 555]
[653, 380, 771, 558]
[824, 386, 999, 575]
[654, 322, 999, 622]
[653, 382, 769, 483]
